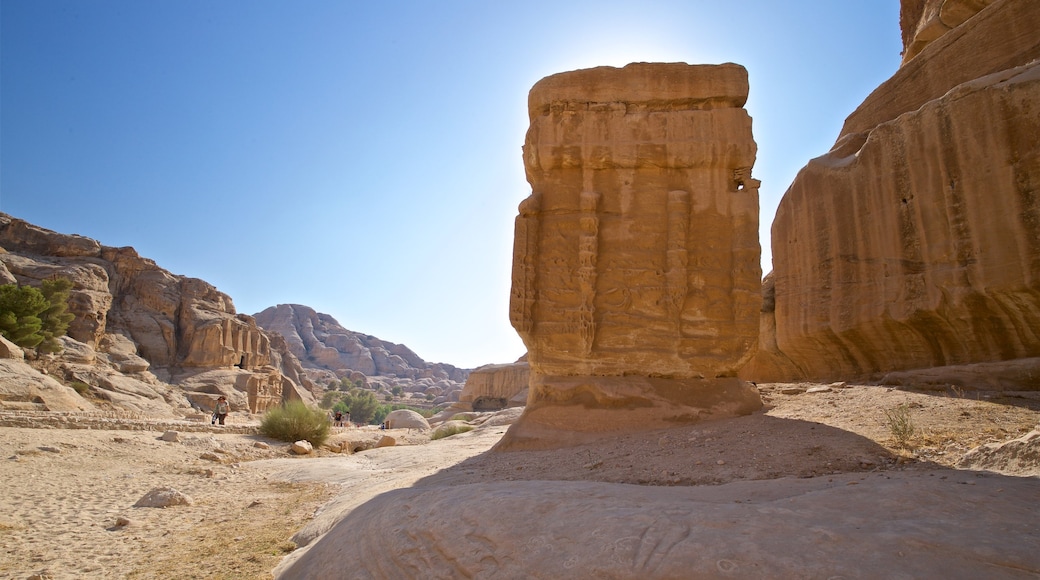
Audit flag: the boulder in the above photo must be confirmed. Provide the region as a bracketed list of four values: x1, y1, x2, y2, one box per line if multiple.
[291, 440, 313, 455]
[384, 409, 430, 430]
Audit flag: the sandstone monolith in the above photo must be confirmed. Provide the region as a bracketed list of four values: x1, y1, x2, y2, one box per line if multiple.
[501, 63, 763, 449]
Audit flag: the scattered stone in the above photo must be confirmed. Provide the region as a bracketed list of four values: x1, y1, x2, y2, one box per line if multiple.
[806, 386, 832, 394]
[248, 500, 263, 508]
[828, 382, 848, 389]
[291, 440, 313, 455]
[200, 452, 222, 462]
[781, 387, 806, 395]
[253, 441, 270, 450]
[160, 431, 180, 442]
[114, 517, 131, 527]
[133, 486, 193, 508]
[38, 446, 62, 453]
[375, 436, 396, 448]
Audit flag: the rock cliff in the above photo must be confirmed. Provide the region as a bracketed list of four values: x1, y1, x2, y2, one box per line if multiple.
[253, 303, 469, 406]
[455, 359, 530, 412]
[0, 214, 314, 414]
[745, 0, 1040, 387]
[501, 63, 764, 449]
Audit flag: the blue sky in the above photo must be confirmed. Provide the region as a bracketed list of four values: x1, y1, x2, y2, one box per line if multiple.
[1, 1, 901, 369]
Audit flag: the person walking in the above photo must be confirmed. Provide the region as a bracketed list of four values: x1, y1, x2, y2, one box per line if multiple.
[213, 396, 230, 425]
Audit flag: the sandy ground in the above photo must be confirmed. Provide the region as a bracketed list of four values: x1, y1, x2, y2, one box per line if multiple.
[1, 383, 1038, 579]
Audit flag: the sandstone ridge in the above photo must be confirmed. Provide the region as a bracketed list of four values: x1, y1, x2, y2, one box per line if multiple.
[253, 304, 470, 407]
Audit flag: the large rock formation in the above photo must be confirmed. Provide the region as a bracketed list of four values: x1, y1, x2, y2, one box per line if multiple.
[254, 303, 469, 405]
[0, 214, 314, 414]
[746, 0, 1040, 387]
[501, 63, 763, 449]
[454, 359, 530, 412]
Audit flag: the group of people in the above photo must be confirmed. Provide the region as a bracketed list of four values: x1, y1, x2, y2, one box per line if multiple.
[332, 410, 352, 427]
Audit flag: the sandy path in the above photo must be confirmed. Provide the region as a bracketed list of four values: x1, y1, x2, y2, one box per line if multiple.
[246, 425, 509, 547]
[0, 428, 334, 580]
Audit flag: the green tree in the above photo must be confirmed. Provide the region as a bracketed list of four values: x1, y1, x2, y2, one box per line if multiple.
[0, 284, 48, 348]
[340, 388, 379, 424]
[38, 278, 75, 353]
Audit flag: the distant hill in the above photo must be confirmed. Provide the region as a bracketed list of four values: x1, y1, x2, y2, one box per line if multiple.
[254, 304, 470, 407]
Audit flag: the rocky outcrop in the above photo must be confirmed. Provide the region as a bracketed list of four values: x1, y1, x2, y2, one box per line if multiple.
[747, 0, 1040, 387]
[455, 360, 530, 412]
[0, 214, 314, 414]
[501, 63, 763, 449]
[254, 304, 470, 404]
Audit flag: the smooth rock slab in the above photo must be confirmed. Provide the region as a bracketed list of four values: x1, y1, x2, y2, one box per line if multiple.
[277, 470, 1040, 579]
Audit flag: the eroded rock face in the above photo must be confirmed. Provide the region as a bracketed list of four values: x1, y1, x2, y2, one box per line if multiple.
[455, 361, 530, 412]
[503, 63, 763, 448]
[0, 214, 313, 413]
[254, 303, 470, 401]
[749, 0, 1040, 386]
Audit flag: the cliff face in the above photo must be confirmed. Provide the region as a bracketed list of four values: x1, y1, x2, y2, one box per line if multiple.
[456, 361, 530, 412]
[0, 214, 314, 413]
[746, 0, 1040, 387]
[253, 304, 470, 406]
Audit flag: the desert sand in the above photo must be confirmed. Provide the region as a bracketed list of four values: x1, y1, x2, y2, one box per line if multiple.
[2, 383, 1039, 579]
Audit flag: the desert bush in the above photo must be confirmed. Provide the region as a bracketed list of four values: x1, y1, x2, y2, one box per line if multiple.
[884, 402, 916, 449]
[260, 401, 330, 447]
[431, 423, 474, 440]
[69, 381, 91, 396]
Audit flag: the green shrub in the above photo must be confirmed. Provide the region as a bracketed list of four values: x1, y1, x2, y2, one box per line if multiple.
[883, 402, 916, 449]
[260, 401, 330, 447]
[69, 381, 91, 396]
[0, 278, 74, 352]
[431, 423, 474, 440]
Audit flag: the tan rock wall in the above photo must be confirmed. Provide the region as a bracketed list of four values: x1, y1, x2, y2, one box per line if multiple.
[457, 362, 530, 411]
[502, 63, 764, 448]
[513, 63, 762, 379]
[761, 61, 1040, 382]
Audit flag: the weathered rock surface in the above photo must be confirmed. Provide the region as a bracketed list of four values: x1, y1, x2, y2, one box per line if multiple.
[133, 486, 193, 508]
[747, 1, 1040, 387]
[384, 409, 430, 431]
[959, 428, 1040, 476]
[0, 214, 315, 414]
[503, 63, 763, 447]
[277, 472, 1040, 579]
[254, 304, 469, 404]
[454, 360, 530, 412]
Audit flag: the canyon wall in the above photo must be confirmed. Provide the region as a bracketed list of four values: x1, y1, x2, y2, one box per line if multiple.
[0, 214, 314, 413]
[745, 0, 1040, 387]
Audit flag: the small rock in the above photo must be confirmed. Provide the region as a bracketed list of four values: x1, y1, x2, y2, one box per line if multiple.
[133, 486, 193, 508]
[828, 381, 848, 389]
[781, 387, 805, 395]
[200, 452, 222, 462]
[160, 431, 180, 442]
[247, 500, 263, 508]
[114, 517, 131, 527]
[291, 440, 313, 455]
[717, 460, 726, 465]
[253, 441, 270, 450]
[38, 446, 61, 453]
[375, 436, 396, 448]
[806, 386, 832, 394]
